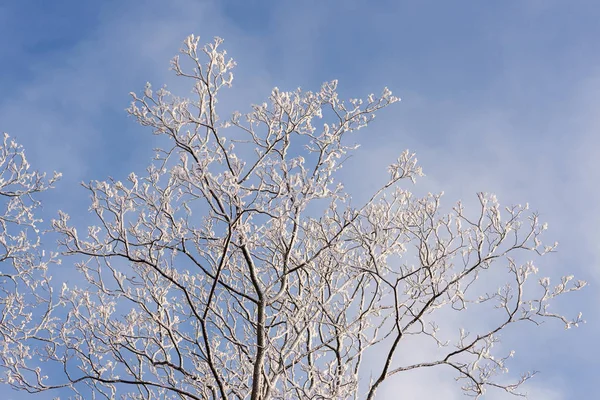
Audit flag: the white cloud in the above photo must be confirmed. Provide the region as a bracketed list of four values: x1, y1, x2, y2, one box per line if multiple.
[0, 0, 597, 398]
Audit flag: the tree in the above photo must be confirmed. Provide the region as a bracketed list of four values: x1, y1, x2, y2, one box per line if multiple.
[0, 35, 586, 400]
[0, 133, 61, 391]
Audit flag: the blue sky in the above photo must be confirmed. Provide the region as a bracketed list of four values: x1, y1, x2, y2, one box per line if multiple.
[1, 0, 598, 398]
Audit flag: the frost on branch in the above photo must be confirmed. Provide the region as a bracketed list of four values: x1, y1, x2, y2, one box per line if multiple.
[2, 36, 586, 400]
[0, 134, 61, 391]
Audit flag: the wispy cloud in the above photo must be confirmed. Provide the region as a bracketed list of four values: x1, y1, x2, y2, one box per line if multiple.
[0, 0, 597, 398]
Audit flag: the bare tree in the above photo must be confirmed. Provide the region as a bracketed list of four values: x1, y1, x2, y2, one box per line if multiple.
[0, 133, 61, 391]
[0, 35, 586, 400]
